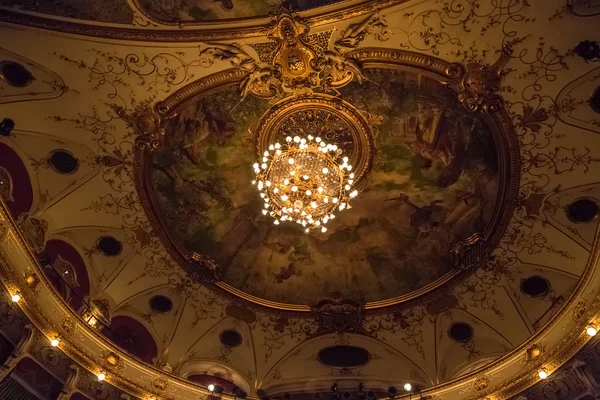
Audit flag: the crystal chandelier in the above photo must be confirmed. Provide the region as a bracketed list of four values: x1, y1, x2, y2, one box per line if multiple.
[253, 135, 358, 232]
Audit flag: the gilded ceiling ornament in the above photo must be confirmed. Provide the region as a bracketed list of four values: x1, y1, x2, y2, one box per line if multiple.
[152, 377, 168, 390]
[61, 317, 76, 334]
[451, 233, 488, 270]
[198, 8, 390, 99]
[446, 46, 513, 112]
[187, 252, 220, 283]
[310, 293, 365, 335]
[526, 344, 543, 362]
[473, 376, 490, 391]
[115, 104, 164, 150]
[18, 216, 48, 254]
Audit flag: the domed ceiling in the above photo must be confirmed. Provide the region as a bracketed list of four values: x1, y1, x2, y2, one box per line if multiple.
[147, 68, 507, 305]
[0, 1, 599, 400]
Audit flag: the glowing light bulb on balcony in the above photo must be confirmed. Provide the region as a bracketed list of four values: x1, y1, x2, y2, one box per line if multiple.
[11, 294, 20, 303]
[403, 383, 412, 392]
[51, 339, 59, 347]
[587, 326, 598, 337]
[208, 384, 215, 392]
[538, 370, 548, 379]
[97, 373, 105, 381]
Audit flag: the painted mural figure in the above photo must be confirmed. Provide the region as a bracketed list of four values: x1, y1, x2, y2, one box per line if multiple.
[140, 0, 344, 22]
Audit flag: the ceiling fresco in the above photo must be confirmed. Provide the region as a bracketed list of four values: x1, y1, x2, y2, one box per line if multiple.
[150, 69, 502, 304]
[0, 0, 134, 24]
[137, 0, 344, 23]
[0, 1, 599, 400]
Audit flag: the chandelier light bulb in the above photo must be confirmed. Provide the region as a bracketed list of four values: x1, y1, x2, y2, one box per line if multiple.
[321, 227, 327, 233]
[288, 158, 295, 164]
[294, 136, 300, 143]
[11, 294, 20, 303]
[306, 190, 312, 196]
[538, 370, 548, 379]
[587, 326, 598, 337]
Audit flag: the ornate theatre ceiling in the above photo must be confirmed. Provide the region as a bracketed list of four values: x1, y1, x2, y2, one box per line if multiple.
[0, 0, 600, 400]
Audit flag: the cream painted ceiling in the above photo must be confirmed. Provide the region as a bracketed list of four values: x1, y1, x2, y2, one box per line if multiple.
[0, 0, 600, 398]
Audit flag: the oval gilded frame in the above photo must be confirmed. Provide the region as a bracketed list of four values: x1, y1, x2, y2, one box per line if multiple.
[135, 48, 520, 315]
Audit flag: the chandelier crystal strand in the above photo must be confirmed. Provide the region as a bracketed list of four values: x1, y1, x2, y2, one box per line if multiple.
[252, 135, 358, 232]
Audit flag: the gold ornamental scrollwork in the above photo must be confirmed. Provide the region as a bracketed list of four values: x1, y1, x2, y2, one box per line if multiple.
[115, 104, 164, 151]
[446, 46, 513, 112]
[197, 8, 391, 99]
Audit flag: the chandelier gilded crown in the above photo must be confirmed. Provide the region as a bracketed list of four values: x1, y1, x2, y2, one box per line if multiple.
[253, 135, 358, 232]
